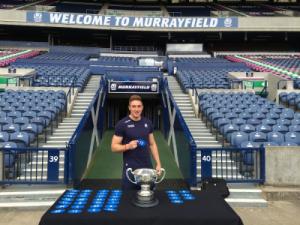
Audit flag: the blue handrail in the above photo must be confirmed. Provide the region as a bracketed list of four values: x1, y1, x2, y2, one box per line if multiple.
[164, 78, 196, 147]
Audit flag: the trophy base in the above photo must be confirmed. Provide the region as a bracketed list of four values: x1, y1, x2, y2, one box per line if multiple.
[132, 196, 159, 208]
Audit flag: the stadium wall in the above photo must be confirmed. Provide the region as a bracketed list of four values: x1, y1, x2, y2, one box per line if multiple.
[1, 10, 300, 32]
[265, 147, 300, 186]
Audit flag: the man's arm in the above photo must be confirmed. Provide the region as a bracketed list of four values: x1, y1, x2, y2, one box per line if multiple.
[148, 133, 162, 173]
[111, 135, 138, 153]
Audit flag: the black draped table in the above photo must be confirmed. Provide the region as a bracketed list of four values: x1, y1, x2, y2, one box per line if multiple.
[39, 188, 243, 225]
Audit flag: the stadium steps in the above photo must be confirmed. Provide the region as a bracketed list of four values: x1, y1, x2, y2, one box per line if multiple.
[226, 184, 268, 207]
[15, 76, 101, 184]
[167, 76, 222, 148]
[0, 186, 65, 208]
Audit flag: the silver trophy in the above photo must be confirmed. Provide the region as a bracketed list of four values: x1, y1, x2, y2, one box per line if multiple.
[126, 168, 165, 207]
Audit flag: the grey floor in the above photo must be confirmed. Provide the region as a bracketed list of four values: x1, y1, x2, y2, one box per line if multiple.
[1, 200, 300, 225]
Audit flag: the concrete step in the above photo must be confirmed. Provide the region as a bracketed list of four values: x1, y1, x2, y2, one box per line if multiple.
[57, 125, 77, 129]
[73, 102, 90, 107]
[72, 106, 88, 110]
[196, 144, 223, 148]
[195, 140, 220, 144]
[193, 136, 216, 141]
[70, 113, 84, 117]
[41, 144, 68, 148]
[72, 109, 86, 113]
[45, 140, 69, 144]
[48, 136, 71, 140]
[186, 124, 207, 128]
[76, 99, 91, 102]
[62, 118, 81, 122]
[0, 188, 65, 208]
[58, 122, 79, 125]
[52, 129, 75, 134]
[77, 93, 95, 96]
[76, 95, 94, 98]
[52, 131, 74, 137]
[182, 114, 196, 117]
[190, 129, 210, 133]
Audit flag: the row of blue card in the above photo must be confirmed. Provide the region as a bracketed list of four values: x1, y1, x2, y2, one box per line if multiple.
[166, 190, 196, 204]
[51, 189, 122, 214]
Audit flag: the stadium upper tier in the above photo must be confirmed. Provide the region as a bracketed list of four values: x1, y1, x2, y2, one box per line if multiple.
[0, 50, 40, 67]
[169, 58, 252, 90]
[226, 55, 300, 88]
[1, 1, 300, 17]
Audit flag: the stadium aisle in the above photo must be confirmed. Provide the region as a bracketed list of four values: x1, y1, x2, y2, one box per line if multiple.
[84, 130, 183, 180]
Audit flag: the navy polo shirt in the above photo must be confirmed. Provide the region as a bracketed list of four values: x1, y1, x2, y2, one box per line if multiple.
[114, 116, 153, 169]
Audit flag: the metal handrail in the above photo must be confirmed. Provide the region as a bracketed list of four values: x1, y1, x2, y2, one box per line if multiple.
[164, 78, 196, 147]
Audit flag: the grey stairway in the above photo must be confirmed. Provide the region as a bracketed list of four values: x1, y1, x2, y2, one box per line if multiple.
[18, 75, 101, 181]
[167, 76, 267, 207]
[167, 76, 222, 148]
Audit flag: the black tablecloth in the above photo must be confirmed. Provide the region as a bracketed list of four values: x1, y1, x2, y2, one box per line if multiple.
[39, 189, 243, 225]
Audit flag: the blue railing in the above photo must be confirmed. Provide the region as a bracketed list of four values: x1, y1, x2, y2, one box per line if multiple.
[191, 147, 265, 186]
[0, 147, 68, 184]
[164, 79, 265, 187]
[163, 78, 197, 185]
[68, 76, 107, 185]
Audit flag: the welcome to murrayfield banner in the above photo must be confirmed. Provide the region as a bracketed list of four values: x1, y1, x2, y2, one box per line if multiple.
[26, 11, 238, 29]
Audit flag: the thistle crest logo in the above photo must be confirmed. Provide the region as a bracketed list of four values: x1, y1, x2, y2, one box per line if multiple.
[33, 12, 43, 23]
[110, 83, 117, 91]
[224, 18, 232, 28]
[151, 84, 157, 92]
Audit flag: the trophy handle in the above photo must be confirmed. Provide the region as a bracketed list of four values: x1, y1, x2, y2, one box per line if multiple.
[126, 168, 137, 184]
[155, 168, 166, 184]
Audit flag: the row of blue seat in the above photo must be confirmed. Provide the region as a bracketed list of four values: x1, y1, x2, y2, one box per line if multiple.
[279, 92, 300, 108]
[0, 90, 66, 150]
[199, 93, 300, 146]
[231, 131, 300, 147]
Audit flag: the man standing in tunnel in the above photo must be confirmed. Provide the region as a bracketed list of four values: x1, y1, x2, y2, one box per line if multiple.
[111, 94, 162, 190]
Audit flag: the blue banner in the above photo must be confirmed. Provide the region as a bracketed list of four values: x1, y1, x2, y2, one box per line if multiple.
[109, 81, 159, 93]
[47, 150, 60, 182]
[26, 11, 238, 29]
[201, 149, 212, 179]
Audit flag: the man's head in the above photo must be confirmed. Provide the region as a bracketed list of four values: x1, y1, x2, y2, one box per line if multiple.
[128, 95, 143, 120]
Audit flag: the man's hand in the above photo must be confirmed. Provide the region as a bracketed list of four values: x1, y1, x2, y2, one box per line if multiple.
[156, 164, 162, 175]
[127, 140, 138, 150]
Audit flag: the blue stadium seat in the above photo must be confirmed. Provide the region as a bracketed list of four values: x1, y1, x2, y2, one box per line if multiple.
[9, 132, 30, 148]
[285, 132, 300, 145]
[261, 118, 276, 126]
[223, 124, 239, 141]
[240, 124, 256, 134]
[267, 132, 284, 145]
[0, 131, 9, 142]
[289, 125, 300, 132]
[21, 123, 39, 142]
[256, 124, 272, 133]
[262, 142, 279, 147]
[272, 124, 289, 134]
[249, 132, 267, 142]
[2, 124, 20, 133]
[277, 118, 291, 126]
[231, 131, 248, 147]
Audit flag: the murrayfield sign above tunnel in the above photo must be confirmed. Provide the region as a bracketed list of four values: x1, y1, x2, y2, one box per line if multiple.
[26, 11, 238, 30]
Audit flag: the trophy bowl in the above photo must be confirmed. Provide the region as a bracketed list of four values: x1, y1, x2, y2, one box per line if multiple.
[126, 168, 165, 208]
